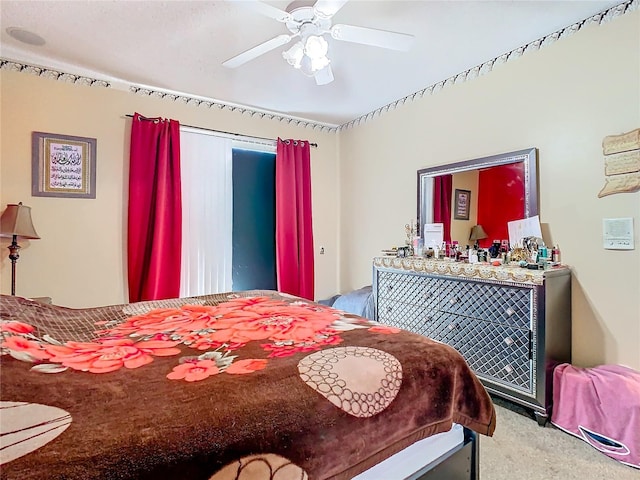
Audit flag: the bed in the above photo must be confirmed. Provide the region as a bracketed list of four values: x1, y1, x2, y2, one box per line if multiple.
[0, 290, 495, 479]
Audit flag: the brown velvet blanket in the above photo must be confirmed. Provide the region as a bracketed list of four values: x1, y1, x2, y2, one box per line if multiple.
[0, 291, 495, 480]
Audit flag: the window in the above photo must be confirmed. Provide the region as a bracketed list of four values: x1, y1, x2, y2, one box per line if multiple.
[179, 127, 276, 296]
[232, 148, 276, 291]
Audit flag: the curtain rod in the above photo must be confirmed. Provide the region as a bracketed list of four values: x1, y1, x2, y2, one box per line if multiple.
[124, 114, 318, 148]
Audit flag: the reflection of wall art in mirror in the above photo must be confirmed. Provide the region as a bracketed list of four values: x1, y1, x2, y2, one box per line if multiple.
[32, 131, 97, 199]
[453, 189, 470, 220]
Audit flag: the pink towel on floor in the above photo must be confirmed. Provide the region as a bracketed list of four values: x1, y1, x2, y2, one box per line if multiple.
[551, 363, 640, 469]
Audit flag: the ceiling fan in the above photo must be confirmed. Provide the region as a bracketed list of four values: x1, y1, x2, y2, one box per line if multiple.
[222, 0, 415, 85]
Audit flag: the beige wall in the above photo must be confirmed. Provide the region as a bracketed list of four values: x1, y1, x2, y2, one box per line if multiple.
[1, 72, 339, 307]
[340, 12, 640, 369]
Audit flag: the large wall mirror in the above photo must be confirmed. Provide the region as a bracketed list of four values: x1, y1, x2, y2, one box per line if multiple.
[417, 148, 538, 249]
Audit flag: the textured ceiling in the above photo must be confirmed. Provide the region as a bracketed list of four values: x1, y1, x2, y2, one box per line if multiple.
[0, 0, 628, 126]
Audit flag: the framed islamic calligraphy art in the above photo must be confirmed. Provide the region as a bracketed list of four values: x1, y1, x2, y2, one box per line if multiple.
[32, 131, 97, 198]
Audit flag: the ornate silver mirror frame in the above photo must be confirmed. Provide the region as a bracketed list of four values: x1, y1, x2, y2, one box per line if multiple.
[417, 147, 538, 238]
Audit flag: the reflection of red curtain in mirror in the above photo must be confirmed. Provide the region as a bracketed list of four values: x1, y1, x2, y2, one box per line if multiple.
[477, 163, 525, 248]
[433, 174, 452, 244]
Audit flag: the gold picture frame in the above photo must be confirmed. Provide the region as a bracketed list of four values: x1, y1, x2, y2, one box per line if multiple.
[453, 189, 470, 220]
[32, 131, 97, 199]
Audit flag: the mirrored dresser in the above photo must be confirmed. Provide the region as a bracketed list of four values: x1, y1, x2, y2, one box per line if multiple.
[373, 256, 571, 425]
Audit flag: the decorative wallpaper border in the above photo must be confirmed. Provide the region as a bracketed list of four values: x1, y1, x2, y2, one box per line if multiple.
[1, 0, 635, 132]
[126, 86, 339, 132]
[0, 61, 110, 88]
[0, 59, 339, 133]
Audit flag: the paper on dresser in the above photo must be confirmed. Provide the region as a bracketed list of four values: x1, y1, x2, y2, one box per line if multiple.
[423, 223, 444, 248]
[508, 215, 542, 247]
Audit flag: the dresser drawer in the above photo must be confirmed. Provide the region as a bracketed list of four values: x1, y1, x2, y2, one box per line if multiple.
[377, 298, 439, 337]
[439, 279, 532, 330]
[377, 270, 439, 308]
[433, 316, 533, 394]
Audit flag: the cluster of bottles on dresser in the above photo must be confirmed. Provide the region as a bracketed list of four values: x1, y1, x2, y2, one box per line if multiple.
[417, 240, 502, 263]
[416, 239, 561, 267]
[533, 243, 562, 264]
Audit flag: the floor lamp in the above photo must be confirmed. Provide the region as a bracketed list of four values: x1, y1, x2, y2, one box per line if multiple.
[0, 202, 40, 296]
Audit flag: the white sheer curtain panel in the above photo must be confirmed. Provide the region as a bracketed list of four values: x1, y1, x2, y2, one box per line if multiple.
[179, 128, 233, 297]
[423, 176, 434, 224]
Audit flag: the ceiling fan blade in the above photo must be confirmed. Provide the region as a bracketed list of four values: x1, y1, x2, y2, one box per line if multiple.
[330, 24, 414, 51]
[313, 0, 349, 18]
[235, 0, 291, 22]
[223, 34, 293, 68]
[315, 64, 334, 85]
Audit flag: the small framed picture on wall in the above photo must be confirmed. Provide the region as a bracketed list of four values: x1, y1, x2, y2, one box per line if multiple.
[454, 189, 471, 220]
[32, 131, 97, 199]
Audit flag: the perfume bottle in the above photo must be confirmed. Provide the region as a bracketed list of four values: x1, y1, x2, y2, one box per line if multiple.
[539, 245, 548, 260]
[488, 240, 501, 258]
[450, 241, 459, 260]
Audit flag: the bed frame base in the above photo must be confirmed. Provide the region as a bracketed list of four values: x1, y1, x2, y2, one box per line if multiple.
[408, 428, 479, 480]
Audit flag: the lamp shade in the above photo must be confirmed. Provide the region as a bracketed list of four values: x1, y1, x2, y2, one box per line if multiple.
[0, 203, 40, 239]
[469, 224, 488, 241]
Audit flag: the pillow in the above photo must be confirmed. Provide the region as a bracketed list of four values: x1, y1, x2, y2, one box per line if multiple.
[317, 295, 340, 307]
[332, 286, 374, 320]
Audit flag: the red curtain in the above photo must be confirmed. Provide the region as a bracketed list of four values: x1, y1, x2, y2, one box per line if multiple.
[275, 138, 314, 300]
[433, 174, 453, 244]
[477, 163, 525, 248]
[127, 113, 182, 302]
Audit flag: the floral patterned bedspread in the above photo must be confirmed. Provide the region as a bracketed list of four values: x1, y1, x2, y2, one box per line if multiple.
[0, 291, 495, 480]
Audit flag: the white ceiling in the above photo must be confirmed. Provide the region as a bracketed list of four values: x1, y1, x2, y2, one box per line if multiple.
[0, 0, 626, 127]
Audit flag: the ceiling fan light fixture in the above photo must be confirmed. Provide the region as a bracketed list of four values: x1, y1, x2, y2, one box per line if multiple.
[299, 54, 329, 76]
[314, 64, 334, 86]
[283, 35, 330, 76]
[283, 41, 304, 68]
[311, 55, 330, 72]
[299, 55, 316, 77]
[304, 35, 328, 59]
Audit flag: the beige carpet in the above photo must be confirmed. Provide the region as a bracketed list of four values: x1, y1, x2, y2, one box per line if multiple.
[480, 402, 639, 479]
